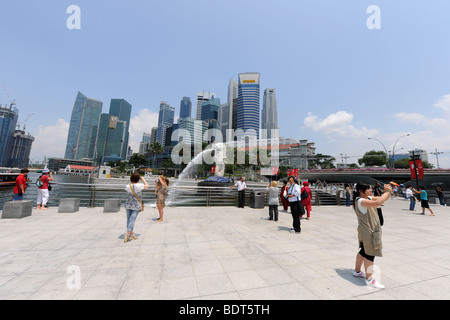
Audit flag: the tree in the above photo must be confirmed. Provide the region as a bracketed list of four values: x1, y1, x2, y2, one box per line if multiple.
[128, 153, 146, 168]
[311, 154, 336, 169]
[394, 158, 435, 169]
[358, 150, 387, 167]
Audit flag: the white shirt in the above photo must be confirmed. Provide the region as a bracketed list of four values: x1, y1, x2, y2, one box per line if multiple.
[405, 189, 413, 198]
[356, 196, 373, 215]
[288, 184, 301, 202]
[235, 181, 246, 191]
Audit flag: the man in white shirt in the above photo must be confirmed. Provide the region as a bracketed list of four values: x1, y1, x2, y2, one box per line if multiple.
[231, 176, 247, 208]
[287, 176, 302, 233]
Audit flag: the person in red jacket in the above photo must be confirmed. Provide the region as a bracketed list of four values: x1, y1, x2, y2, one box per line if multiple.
[13, 168, 29, 201]
[301, 181, 312, 220]
[280, 180, 290, 212]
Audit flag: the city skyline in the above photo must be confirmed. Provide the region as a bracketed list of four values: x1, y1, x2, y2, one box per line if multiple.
[2, 1, 450, 167]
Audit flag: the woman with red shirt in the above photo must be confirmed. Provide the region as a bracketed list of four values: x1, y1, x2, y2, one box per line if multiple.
[36, 169, 53, 209]
[301, 181, 312, 220]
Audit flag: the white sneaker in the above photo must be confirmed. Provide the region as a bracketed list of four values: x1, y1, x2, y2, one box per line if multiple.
[352, 270, 365, 278]
[365, 278, 385, 289]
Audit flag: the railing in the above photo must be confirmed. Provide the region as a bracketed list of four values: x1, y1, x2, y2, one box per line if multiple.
[0, 182, 348, 210]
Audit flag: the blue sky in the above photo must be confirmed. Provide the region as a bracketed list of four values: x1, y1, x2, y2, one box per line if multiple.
[2, 0, 450, 167]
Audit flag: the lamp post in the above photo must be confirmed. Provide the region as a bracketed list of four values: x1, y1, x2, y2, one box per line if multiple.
[392, 134, 410, 169]
[368, 138, 389, 168]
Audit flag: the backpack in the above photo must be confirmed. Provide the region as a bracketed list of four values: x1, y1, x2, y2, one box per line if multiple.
[36, 175, 44, 187]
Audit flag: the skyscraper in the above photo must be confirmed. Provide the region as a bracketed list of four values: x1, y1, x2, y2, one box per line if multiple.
[220, 78, 238, 142]
[196, 91, 216, 121]
[179, 97, 192, 119]
[109, 99, 132, 159]
[261, 88, 278, 140]
[0, 104, 19, 166]
[64, 92, 103, 160]
[95, 113, 127, 163]
[156, 102, 175, 147]
[6, 129, 35, 168]
[237, 72, 260, 139]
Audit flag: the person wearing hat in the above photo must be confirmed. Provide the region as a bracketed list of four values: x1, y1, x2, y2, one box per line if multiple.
[36, 169, 53, 210]
[13, 168, 29, 201]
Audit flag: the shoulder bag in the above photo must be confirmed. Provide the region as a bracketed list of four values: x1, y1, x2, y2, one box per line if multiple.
[129, 184, 144, 212]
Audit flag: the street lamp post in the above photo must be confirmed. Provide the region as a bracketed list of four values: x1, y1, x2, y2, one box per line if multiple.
[368, 138, 389, 168]
[392, 134, 410, 169]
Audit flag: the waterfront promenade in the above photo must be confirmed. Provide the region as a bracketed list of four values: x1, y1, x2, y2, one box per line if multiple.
[1, 197, 449, 300]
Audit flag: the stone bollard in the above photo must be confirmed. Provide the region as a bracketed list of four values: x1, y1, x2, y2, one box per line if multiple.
[58, 198, 80, 213]
[104, 199, 121, 213]
[1, 201, 33, 219]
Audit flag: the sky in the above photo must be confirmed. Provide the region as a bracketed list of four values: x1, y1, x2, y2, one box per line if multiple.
[2, 0, 450, 168]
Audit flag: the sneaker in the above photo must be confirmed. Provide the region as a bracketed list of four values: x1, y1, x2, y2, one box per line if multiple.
[365, 278, 385, 289]
[289, 229, 301, 234]
[352, 270, 365, 278]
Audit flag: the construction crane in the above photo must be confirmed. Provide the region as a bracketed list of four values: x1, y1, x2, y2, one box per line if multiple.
[16, 112, 34, 131]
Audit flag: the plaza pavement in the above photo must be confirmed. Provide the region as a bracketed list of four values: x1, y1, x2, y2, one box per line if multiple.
[0, 197, 450, 300]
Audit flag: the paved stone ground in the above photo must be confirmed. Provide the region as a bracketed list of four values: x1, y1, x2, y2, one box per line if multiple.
[1, 197, 449, 300]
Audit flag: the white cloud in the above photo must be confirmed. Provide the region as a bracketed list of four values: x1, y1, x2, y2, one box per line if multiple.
[434, 94, 450, 111]
[304, 110, 377, 139]
[30, 118, 70, 162]
[128, 108, 159, 153]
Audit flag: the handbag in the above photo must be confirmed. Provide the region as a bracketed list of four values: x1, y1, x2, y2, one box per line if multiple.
[301, 189, 308, 200]
[129, 184, 144, 212]
[48, 184, 52, 191]
[377, 207, 384, 226]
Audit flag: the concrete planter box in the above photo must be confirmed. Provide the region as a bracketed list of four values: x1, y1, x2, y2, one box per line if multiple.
[58, 198, 80, 213]
[1, 201, 33, 219]
[103, 199, 121, 213]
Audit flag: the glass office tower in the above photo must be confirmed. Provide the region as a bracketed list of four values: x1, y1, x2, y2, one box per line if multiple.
[109, 99, 132, 159]
[95, 113, 127, 164]
[237, 72, 260, 139]
[261, 88, 278, 140]
[64, 92, 103, 160]
[179, 97, 192, 119]
[156, 102, 175, 147]
[0, 105, 19, 166]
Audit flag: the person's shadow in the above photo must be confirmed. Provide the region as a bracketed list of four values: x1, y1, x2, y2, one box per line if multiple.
[335, 268, 365, 287]
[277, 226, 292, 232]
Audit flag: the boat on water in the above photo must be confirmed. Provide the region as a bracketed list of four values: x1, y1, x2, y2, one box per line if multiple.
[0, 172, 20, 187]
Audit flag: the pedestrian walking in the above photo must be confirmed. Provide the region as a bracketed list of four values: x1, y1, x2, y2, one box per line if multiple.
[301, 181, 312, 220]
[36, 169, 53, 210]
[435, 186, 446, 206]
[124, 172, 149, 243]
[230, 176, 247, 208]
[352, 183, 392, 289]
[405, 185, 415, 211]
[266, 181, 279, 221]
[155, 174, 169, 222]
[287, 176, 302, 234]
[413, 186, 435, 216]
[13, 168, 29, 201]
[345, 184, 352, 207]
[280, 180, 290, 212]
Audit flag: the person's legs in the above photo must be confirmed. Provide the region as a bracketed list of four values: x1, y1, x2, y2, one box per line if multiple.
[268, 205, 274, 220]
[157, 204, 164, 221]
[36, 190, 43, 209]
[41, 189, 49, 209]
[274, 206, 278, 221]
[291, 202, 301, 233]
[409, 197, 415, 211]
[127, 210, 139, 233]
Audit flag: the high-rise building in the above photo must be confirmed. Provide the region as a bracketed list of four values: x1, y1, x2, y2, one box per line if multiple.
[261, 88, 278, 140]
[139, 132, 152, 154]
[0, 104, 19, 166]
[237, 72, 260, 139]
[109, 99, 132, 159]
[95, 113, 127, 163]
[64, 92, 103, 160]
[150, 127, 157, 144]
[156, 102, 175, 147]
[196, 91, 216, 121]
[7, 129, 35, 168]
[177, 117, 207, 147]
[180, 97, 192, 119]
[220, 78, 238, 142]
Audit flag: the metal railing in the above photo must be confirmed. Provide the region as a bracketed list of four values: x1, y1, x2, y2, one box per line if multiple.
[0, 182, 348, 210]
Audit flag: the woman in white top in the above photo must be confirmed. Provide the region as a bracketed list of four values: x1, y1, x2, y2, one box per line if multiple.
[124, 172, 149, 243]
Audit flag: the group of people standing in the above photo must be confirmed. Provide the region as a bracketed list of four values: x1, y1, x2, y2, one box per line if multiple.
[12, 168, 53, 209]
